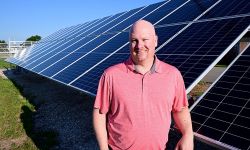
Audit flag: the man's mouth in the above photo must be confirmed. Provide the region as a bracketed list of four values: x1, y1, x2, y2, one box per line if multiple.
[135, 49, 147, 54]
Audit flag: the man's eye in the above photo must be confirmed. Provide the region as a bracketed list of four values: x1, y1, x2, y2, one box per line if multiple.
[131, 40, 137, 43]
[143, 39, 149, 41]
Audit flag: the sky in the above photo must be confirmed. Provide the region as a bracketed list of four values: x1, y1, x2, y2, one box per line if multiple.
[0, 0, 163, 42]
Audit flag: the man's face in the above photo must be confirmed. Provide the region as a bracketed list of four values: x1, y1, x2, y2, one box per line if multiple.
[129, 23, 158, 64]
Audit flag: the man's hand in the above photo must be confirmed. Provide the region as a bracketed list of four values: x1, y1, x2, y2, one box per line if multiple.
[93, 108, 109, 150]
[175, 133, 194, 150]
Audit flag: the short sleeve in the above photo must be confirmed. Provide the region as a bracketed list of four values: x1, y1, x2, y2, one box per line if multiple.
[94, 72, 111, 114]
[172, 70, 189, 112]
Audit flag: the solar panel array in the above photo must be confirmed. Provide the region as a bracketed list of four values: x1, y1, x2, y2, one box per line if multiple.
[7, 0, 250, 95]
[190, 46, 250, 149]
[6, 0, 250, 148]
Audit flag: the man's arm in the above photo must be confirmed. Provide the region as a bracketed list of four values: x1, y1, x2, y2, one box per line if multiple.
[93, 108, 109, 150]
[172, 107, 194, 150]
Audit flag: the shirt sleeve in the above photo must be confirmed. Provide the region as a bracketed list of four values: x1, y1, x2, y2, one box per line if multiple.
[94, 72, 111, 114]
[172, 70, 189, 112]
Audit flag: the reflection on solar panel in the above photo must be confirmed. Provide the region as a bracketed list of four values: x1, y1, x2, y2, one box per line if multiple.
[6, 0, 250, 148]
[190, 45, 250, 149]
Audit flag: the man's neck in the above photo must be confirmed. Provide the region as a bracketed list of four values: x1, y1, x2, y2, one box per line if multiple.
[134, 57, 154, 74]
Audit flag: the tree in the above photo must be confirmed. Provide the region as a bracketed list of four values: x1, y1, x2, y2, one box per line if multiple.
[0, 40, 7, 50]
[0, 40, 6, 43]
[26, 35, 41, 41]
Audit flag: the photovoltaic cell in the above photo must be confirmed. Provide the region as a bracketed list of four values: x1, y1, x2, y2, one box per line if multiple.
[191, 46, 250, 149]
[40, 1, 171, 81]
[19, 16, 115, 68]
[13, 22, 89, 65]
[7, 0, 250, 93]
[156, 16, 250, 90]
[22, 18, 111, 66]
[157, 54, 218, 88]
[69, 24, 186, 94]
[71, 53, 130, 94]
[156, 0, 218, 25]
[47, 0, 223, 86]
[156, 17, 250, 55]
[139, 0, 190, 25]
[32, 33, 116, 73]
[28, 8, 144, 72]
[26, 1, 167, 75]
[200, 0, 250, 20]
[52, 32, 129, 83]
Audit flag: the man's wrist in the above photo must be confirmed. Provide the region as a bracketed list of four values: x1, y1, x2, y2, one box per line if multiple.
[182, 131, 194, 138]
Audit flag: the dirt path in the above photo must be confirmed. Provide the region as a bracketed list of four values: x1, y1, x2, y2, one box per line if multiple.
[0, 136, 27, 150]
[0, 69, 7, 79]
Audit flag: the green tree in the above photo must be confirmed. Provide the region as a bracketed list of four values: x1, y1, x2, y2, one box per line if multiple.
[0, 40, 6, 43]
[0, 40, 7, 49]
[26, 35, 41, 41]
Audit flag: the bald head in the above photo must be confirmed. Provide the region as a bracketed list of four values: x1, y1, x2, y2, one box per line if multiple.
[129, 20, 158, 66]
[130, 20, 156, 36]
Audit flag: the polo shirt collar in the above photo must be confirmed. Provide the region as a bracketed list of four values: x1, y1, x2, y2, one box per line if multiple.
[125, 55, 162, 74]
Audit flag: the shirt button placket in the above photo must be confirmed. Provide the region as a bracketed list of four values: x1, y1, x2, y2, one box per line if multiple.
[143, 73, 149, 128]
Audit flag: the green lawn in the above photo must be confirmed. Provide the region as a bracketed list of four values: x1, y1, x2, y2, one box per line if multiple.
[0, 58, 15, 69]
[0, 59, 37, 149]
[215, 64, 227, 67]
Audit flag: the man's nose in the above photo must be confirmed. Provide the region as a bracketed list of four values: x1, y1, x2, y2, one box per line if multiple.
[136, 41, 144, 49]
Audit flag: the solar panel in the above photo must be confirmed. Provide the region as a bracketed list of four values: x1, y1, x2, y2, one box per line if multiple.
[200, 0, 250, 19]
[71, 53, 130, 94]
[23, 1, 170, 72]
[33, 1, 226, 86]
[18, 17, 113, 67]
[10, 21, 96, 65]
[7, 0, 250, 95]
[70, 24, 186, 94]
[157, 16, 250, 92]
[69, 16, 250, 95]
[13, 0, 215, 69]
[190, 45, 250, 149]
[56, 3, 216, 82]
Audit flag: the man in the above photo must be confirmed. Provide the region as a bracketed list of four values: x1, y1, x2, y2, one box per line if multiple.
[93, 20, 193, 150]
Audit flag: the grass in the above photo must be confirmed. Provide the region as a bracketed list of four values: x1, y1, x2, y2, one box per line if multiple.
[0, 58, 15, 69]
[215, 64, 227, 67]
[189, 81, 212, 98]
[0, 59, 37, 149]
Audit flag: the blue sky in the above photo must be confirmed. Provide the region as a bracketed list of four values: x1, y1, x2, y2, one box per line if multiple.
[0, 0, 163, 42]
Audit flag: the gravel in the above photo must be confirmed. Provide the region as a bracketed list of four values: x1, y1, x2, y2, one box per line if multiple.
[4, 69, 98, 150]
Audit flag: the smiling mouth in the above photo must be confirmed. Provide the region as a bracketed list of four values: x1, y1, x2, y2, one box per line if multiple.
[135, 49, 147, 54]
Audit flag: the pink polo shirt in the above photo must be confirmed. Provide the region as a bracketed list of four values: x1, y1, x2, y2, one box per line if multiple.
[94, 57, 188, 150]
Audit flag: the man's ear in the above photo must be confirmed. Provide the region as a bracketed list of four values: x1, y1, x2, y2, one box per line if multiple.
[155, 35, 158, 47]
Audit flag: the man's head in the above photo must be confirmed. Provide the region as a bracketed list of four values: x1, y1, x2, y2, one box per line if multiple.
[129, 20, 158, 65]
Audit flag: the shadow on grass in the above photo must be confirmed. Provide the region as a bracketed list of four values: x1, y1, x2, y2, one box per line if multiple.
[3, 69, 98, 149]
[3, 69, 59, 149]
[20, 106, 59, 150]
